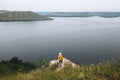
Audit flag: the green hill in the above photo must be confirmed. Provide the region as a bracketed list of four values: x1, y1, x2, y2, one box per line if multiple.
[0, 10, 52, 21]
[0, 57, 120, 80]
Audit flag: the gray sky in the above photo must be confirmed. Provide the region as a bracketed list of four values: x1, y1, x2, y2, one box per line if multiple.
[0, 0, 120, 12]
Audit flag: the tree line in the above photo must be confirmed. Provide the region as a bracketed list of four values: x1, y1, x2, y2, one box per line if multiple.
[0, 57, 48, 76]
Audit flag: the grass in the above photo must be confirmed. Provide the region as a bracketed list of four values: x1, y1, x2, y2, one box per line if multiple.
[0, 57, 120, 80]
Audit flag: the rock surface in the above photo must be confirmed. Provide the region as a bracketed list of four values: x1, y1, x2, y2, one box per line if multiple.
[49, 58, 76, 70]
[0, 10, 52, 21]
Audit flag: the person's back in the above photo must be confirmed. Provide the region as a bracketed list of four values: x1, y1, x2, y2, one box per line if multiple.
[58, 52, 63, 67]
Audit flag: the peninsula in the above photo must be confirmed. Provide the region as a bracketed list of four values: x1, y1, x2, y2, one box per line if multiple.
[0, 10, 52, 21]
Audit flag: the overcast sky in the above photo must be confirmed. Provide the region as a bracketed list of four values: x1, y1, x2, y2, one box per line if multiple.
[0, 0, 120, 12]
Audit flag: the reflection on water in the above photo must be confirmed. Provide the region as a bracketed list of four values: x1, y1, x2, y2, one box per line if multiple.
[0, 17, 120, 64]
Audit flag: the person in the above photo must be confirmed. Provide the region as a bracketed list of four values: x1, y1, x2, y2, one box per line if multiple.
[57, 52, 63, 67]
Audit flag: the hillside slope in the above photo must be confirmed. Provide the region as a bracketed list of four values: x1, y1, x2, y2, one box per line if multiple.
[0, 57, 120, 80]
[0, 10, 52, 21]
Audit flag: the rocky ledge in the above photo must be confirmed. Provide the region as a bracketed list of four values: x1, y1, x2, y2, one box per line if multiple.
[49, 58, 76, 70]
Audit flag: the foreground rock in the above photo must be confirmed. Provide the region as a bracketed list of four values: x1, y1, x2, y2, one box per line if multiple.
[49, 58, 76, 70]
[0, 10, 52, 21]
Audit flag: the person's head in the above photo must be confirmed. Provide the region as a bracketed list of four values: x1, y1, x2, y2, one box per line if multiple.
[59, 52, 62, 55]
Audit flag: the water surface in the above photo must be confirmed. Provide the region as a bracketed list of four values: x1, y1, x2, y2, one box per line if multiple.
[0, 17, 120, 64]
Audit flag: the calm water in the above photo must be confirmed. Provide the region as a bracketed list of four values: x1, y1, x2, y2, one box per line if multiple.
[0, 17, 120, 64]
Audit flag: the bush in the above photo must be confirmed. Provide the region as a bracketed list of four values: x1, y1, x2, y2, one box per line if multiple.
[0, 57, 37, 76]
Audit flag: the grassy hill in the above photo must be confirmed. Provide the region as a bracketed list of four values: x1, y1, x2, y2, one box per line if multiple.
[0, 10, 52, 21]
[0, 57, 120, 80]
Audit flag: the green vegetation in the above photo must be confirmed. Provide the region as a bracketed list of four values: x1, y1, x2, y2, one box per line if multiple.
[0, 57, 120, 80]
[0, 57, 37, 76]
